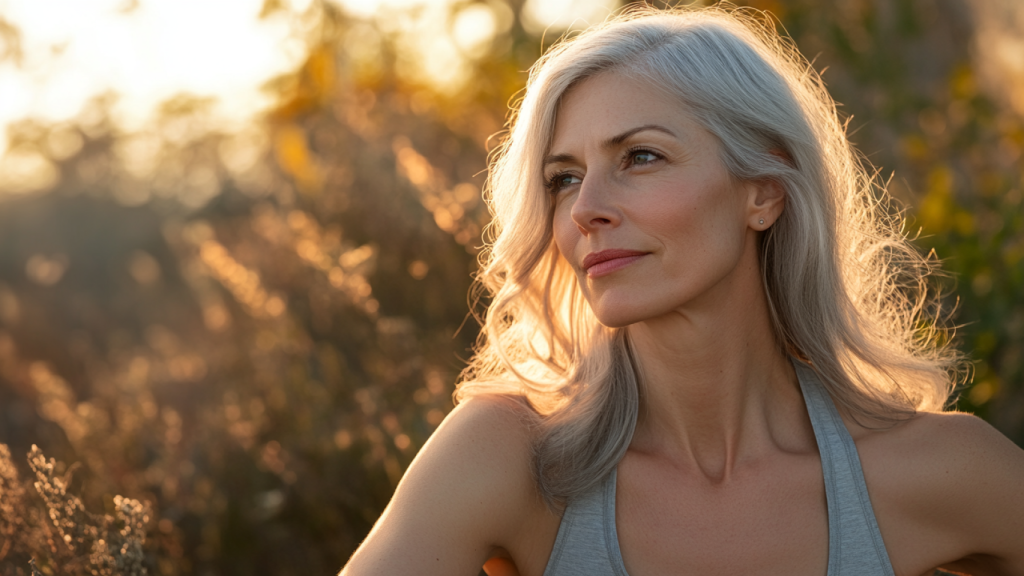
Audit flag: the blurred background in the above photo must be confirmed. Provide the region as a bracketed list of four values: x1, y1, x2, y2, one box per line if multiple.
[0, 0, 1020, 573]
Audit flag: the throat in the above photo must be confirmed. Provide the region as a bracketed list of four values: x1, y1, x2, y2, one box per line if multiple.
[633, 413, 757, 484]
[629, 360, 815, 484]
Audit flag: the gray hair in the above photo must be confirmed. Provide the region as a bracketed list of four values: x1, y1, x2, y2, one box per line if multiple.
[456, 5, 961, 507]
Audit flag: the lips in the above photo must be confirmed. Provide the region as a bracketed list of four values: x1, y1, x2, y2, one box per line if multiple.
[582, 249, 648, 274]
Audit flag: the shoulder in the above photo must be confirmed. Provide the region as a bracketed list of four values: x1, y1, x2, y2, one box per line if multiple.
[444, 393, 540, 444]
[398, 393, 542, 519]
[428, 394, 539, 483]
[854, 411, 1024, 567]
[855, 410, 1023, 484]
[342, 394, 546, 575]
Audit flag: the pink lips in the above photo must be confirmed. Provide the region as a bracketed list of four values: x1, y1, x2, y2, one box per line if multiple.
[582, 249, 648, 278]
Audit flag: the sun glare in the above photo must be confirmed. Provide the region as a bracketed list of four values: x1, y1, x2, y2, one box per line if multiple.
[0, 0, 620, 195]
[0, 0, 307, 153]
[520, 0, 618, 37]
[324, 0, 612, 92]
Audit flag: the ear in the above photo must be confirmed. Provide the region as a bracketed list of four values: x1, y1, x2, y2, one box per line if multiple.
[744, 177, 785, 230]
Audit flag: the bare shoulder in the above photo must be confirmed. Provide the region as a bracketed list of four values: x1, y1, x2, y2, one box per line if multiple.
[341, 394, 544, 576]
[388, 392, 543, 526]
[853, 410, 1024, 570]
[430, 393, 541, 491]
[855, 410, 1024, 485]
[441, 393, 540, 453]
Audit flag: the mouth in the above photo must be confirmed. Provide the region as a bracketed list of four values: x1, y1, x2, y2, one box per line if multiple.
[582, 249, 648, 278]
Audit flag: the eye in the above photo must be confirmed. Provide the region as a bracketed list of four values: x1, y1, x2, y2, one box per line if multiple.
[545, 172, 581, 194]
[626, 147, 662, 167]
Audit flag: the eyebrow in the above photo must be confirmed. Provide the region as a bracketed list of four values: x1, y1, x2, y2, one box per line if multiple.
[542, 124, 677, 168]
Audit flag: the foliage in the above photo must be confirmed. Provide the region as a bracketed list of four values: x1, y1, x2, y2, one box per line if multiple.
[0, 443, 148, 575]
[0, 0, 1019, 574]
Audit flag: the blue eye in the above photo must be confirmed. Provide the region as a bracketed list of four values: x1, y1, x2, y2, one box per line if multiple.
[629, 149, 660, 165]
[546, 172, 581, 194]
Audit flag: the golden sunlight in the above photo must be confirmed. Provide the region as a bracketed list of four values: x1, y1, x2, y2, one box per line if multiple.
[328, 0, 615, 89]
[0, 0, 618, 196]
[0, 0, 307, 153]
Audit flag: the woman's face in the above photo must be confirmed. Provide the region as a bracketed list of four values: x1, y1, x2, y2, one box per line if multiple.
[546, 72, 768, 328]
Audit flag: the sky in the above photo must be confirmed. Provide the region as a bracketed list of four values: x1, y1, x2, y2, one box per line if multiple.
[0, 0, 307, 144]
[0, 0, 617, 156]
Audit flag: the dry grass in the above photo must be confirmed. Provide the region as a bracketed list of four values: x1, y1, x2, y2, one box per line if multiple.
[0, 444, 150, 575]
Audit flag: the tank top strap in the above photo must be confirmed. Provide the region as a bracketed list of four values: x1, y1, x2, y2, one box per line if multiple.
[793, 359, 896, 575]
[541, 469, 627, 576]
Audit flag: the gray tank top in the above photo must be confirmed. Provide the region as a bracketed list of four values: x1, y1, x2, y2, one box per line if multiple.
[541, 360, 896, 576]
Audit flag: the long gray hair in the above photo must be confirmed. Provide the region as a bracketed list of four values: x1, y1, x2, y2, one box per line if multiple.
[455, 5, 961, 507]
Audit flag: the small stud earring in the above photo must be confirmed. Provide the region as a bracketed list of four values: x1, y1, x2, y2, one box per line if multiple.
[758, 218, 765, 225]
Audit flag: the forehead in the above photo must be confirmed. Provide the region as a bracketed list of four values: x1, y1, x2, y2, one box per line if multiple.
[550, 71, 707, 150]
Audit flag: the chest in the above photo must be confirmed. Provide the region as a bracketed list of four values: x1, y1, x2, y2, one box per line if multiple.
[615, 453, 829, 576]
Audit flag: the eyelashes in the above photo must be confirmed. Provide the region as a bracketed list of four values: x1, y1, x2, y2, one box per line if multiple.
[545, 172, 581, 194]
[543, 146, 664, 195]
[626, 146, 661, 166]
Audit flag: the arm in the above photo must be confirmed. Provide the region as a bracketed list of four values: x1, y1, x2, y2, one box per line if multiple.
[932, 414, 1024, 575]
[340, 395, 540, 576]
[866, 412, 1024, 576]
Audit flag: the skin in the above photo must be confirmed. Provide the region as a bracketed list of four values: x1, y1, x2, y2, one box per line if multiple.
[341, 71, 1024, 576]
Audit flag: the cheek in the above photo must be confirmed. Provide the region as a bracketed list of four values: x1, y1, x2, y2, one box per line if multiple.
[639, 186, 707, 243]
[551, 202, 579, 262]
[644, 182, 745, 271]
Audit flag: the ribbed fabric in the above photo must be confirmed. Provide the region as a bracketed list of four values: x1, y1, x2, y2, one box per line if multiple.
[795, 361, 896, 575]
[541, 360, 896, 576]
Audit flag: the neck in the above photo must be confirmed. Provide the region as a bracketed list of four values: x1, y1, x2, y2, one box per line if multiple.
[625, 252, 811, 482]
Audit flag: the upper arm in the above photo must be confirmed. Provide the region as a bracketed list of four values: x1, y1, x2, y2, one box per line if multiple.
[936, 414, 1024, 570]
[340, 395, 540, 576]
[871, 412, 1024, 573]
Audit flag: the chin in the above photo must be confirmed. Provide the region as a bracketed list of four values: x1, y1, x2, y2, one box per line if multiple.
[590, 303, 653, 329]
[588, 287, 692, 328]
[595, 316, 635, 329]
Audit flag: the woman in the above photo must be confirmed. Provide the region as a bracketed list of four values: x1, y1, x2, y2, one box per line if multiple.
[342, 6, 1024, 575]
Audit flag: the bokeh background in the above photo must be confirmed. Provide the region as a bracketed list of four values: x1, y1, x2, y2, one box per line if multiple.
[0, 0, 1021, 573]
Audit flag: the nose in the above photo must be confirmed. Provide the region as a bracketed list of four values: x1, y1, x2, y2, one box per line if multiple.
[570, 174, 619, 236]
